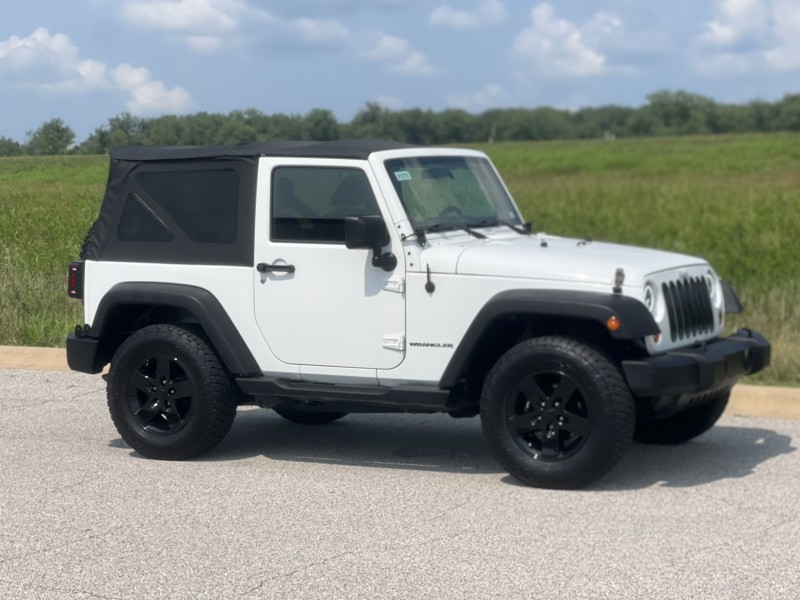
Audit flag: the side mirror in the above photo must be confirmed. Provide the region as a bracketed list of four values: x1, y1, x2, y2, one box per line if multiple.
[344, 215, 397, 272]
[345, 215, 388, 249]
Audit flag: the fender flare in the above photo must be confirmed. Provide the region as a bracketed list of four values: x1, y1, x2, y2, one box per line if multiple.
[91, 282, 260, 375]
[439, 289, 659, 388]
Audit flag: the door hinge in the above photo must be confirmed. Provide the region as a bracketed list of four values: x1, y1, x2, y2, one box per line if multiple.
[383, 277, 405, 294]
[382, 333, 405, 351]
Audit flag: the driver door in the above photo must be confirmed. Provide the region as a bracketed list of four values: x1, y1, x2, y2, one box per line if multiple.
[254, 158, 406, 370]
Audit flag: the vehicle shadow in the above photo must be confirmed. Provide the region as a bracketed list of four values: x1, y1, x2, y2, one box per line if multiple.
[112, 410, 796, 489]
[596, 424, 795, 490]
[208, 408, 503, 475]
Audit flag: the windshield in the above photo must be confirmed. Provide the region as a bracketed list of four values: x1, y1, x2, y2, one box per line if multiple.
[384, 156, 521, 230]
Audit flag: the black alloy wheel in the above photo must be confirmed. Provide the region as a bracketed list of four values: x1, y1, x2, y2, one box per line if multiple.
[481, 336, 635, 489]
[107, 324, 237, 460]
[125, 353, 196, 435]
[504, 370, 591, 462]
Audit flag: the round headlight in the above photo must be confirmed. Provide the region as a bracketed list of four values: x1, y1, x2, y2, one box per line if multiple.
[643, 283, 656, 313]
[705, 269, 717, 300]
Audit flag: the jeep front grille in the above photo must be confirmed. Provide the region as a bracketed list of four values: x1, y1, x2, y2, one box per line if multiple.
[662, 278, 714, 341]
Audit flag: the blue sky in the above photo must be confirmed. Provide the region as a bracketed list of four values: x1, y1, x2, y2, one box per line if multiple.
[1, 0, 799, 142]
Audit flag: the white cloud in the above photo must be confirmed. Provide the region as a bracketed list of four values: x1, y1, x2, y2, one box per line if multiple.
[363, 33, 410, 62]
[292, 18, 350, 45]
[112, 64, 193, 113]
[764, 0, 800, 69]
[392, 51, 436, 75]
[1, 28, 84, 78]
[429, 0, 506, 29]
[181, 35, 225, 53]
[583, 12, 624, 44]
[512, 3, 608, 77]
[363, 32, 436, 76]
[694, 0, 800, 73]
[120, 0, 273, 51]
[446, 84, 510, 112]
[697, 0, 770, 47]
[122, 0, 256, 32]
[0, 28, 192, 113]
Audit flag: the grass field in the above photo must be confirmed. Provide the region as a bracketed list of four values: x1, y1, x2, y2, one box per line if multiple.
[1, 133, 797, 384]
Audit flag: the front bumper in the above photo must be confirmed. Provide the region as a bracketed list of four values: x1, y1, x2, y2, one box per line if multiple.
[622, 328, 770, 398]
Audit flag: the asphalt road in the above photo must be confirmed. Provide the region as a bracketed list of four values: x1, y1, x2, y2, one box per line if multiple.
[1, 369, 798, 600]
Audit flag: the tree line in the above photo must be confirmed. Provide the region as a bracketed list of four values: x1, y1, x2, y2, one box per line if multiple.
[2, 90, 800, 157]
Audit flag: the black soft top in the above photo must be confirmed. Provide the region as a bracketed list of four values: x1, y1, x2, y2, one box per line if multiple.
[111, 139, 418, 162]
[84, 139, 420, 266]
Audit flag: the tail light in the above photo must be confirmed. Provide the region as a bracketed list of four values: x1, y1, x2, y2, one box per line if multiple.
[67, 261, 84, 299]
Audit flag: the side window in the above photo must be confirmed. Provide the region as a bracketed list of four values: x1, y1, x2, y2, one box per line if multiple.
[132, 169, 240, 243]
[271, 167, 379, 243]
[116, 193, 173, 242]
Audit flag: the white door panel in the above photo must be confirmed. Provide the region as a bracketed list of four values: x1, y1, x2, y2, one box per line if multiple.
[256, 246, 405, 368]
[254, 158, 406, 370]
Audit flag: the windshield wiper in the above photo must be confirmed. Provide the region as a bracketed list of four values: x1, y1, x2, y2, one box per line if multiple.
[473, 219, 532, 235]
[422, 223, 487, 239]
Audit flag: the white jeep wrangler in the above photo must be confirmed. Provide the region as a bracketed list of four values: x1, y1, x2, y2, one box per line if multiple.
[67, 140, 770, 488]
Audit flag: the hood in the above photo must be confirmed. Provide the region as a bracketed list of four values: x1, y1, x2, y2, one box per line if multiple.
[421, 233, 707, 286]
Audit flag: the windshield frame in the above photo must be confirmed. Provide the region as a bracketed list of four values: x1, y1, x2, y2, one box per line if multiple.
[382, 154, 523, 232]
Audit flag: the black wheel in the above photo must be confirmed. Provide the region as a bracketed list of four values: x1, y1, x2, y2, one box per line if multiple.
[107, 324, 238, 460]
[480, 337, 634, 489]
[634, 390, 730, 445]
[274, 407, 348, 425]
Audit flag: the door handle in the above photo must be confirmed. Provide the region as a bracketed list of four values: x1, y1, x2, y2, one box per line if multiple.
[257, 262, 296, 274]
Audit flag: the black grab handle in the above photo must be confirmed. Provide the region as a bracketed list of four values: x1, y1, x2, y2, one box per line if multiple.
[257, 262, 296, 274]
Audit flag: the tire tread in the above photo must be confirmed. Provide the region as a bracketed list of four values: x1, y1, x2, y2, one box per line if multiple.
[480, 336, 634, 489]
[107, 324, 237, 460]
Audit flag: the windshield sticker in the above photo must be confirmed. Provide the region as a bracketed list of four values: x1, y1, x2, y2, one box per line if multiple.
[394, 170, 412, 182]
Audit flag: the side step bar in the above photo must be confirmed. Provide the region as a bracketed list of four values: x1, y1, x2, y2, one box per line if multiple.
[235, 376, 454, 412]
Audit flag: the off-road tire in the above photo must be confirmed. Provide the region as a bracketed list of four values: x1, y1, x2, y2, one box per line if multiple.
[107, 324, 238, 460]
[274, 407, 348, 425]
[480, 336, 635, 489]
[634, 390, 730, 445]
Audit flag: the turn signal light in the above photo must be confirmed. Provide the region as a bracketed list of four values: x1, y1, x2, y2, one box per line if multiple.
[606, 316, 621, 332]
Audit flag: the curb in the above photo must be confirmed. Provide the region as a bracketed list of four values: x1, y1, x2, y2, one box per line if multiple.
[0, 346, 69, 372]
[1, 345, 798, 420]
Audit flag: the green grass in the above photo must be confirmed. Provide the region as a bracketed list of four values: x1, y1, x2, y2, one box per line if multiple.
[1, 134, 797, 385]
[0, 155, 107, 346]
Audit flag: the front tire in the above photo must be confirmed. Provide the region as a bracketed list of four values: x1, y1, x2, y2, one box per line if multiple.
[634, 390, 730, 445]
[480, 337, 634, 489]
[107, 324, 238, 460]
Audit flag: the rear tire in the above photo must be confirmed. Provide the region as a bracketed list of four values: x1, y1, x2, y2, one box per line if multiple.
[480, 337, 634, 489]
[107, 324, 238, 460]
[634, 391, 730, 445]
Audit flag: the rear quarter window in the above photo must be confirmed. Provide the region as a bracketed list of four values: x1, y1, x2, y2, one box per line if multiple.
[134, 169, 239, 243]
